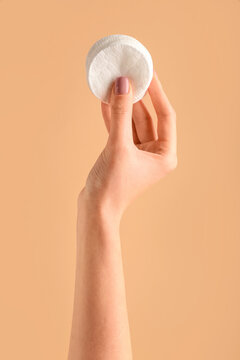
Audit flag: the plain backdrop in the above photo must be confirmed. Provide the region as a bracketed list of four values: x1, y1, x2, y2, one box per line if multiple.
[0, 0, 240, 359]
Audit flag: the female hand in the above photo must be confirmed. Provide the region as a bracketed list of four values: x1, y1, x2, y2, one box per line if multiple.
[80, 70, 177, 220]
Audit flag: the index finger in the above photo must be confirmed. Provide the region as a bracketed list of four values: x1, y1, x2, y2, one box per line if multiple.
[148, 70, 177, 155]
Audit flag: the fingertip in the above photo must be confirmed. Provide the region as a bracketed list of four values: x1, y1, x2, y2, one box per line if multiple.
[111, 77, 133, 97]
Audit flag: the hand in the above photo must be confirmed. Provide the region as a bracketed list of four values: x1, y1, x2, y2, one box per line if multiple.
[80, 70, 177, 219]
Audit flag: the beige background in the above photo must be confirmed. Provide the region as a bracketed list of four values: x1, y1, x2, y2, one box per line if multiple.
[0, 0, 240, 359]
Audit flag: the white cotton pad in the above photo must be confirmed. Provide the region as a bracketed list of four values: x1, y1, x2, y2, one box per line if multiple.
[85, 34, 153, 104]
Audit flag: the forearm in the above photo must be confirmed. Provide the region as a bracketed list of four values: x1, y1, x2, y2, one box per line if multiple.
[68, 189, 133, 360]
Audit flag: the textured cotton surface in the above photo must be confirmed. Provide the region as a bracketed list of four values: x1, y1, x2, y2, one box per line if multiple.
[86, 34, 153, 104]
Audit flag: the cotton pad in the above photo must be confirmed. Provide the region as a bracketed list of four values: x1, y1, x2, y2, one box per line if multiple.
[85, 34, 153, 104]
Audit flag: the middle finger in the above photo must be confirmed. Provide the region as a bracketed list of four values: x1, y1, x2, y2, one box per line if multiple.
[132, 100, 157, 143]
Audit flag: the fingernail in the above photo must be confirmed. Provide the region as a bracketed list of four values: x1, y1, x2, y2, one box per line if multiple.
[115, 76, 129, 95]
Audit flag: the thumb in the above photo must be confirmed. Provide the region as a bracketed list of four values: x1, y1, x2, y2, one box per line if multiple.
[108, 76, 134, 146]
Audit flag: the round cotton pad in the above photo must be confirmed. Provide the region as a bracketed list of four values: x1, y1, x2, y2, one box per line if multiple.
[86, 34, 153, 104]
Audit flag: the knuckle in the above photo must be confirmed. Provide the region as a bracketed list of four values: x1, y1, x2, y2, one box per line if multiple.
[164, 154, 178, 171]
[107, 139, 132, 156]
[170, 108, 177, 120]
[111, 99, 129, 115]
[172, 107, 177, 116]
[112, 105, 128, 115]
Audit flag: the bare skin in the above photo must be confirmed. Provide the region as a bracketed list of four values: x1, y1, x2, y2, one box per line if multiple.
[68, 70, 177, 360]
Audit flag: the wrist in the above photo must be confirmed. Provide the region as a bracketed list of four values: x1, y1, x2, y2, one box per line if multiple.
[77, 187, 122, 229]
